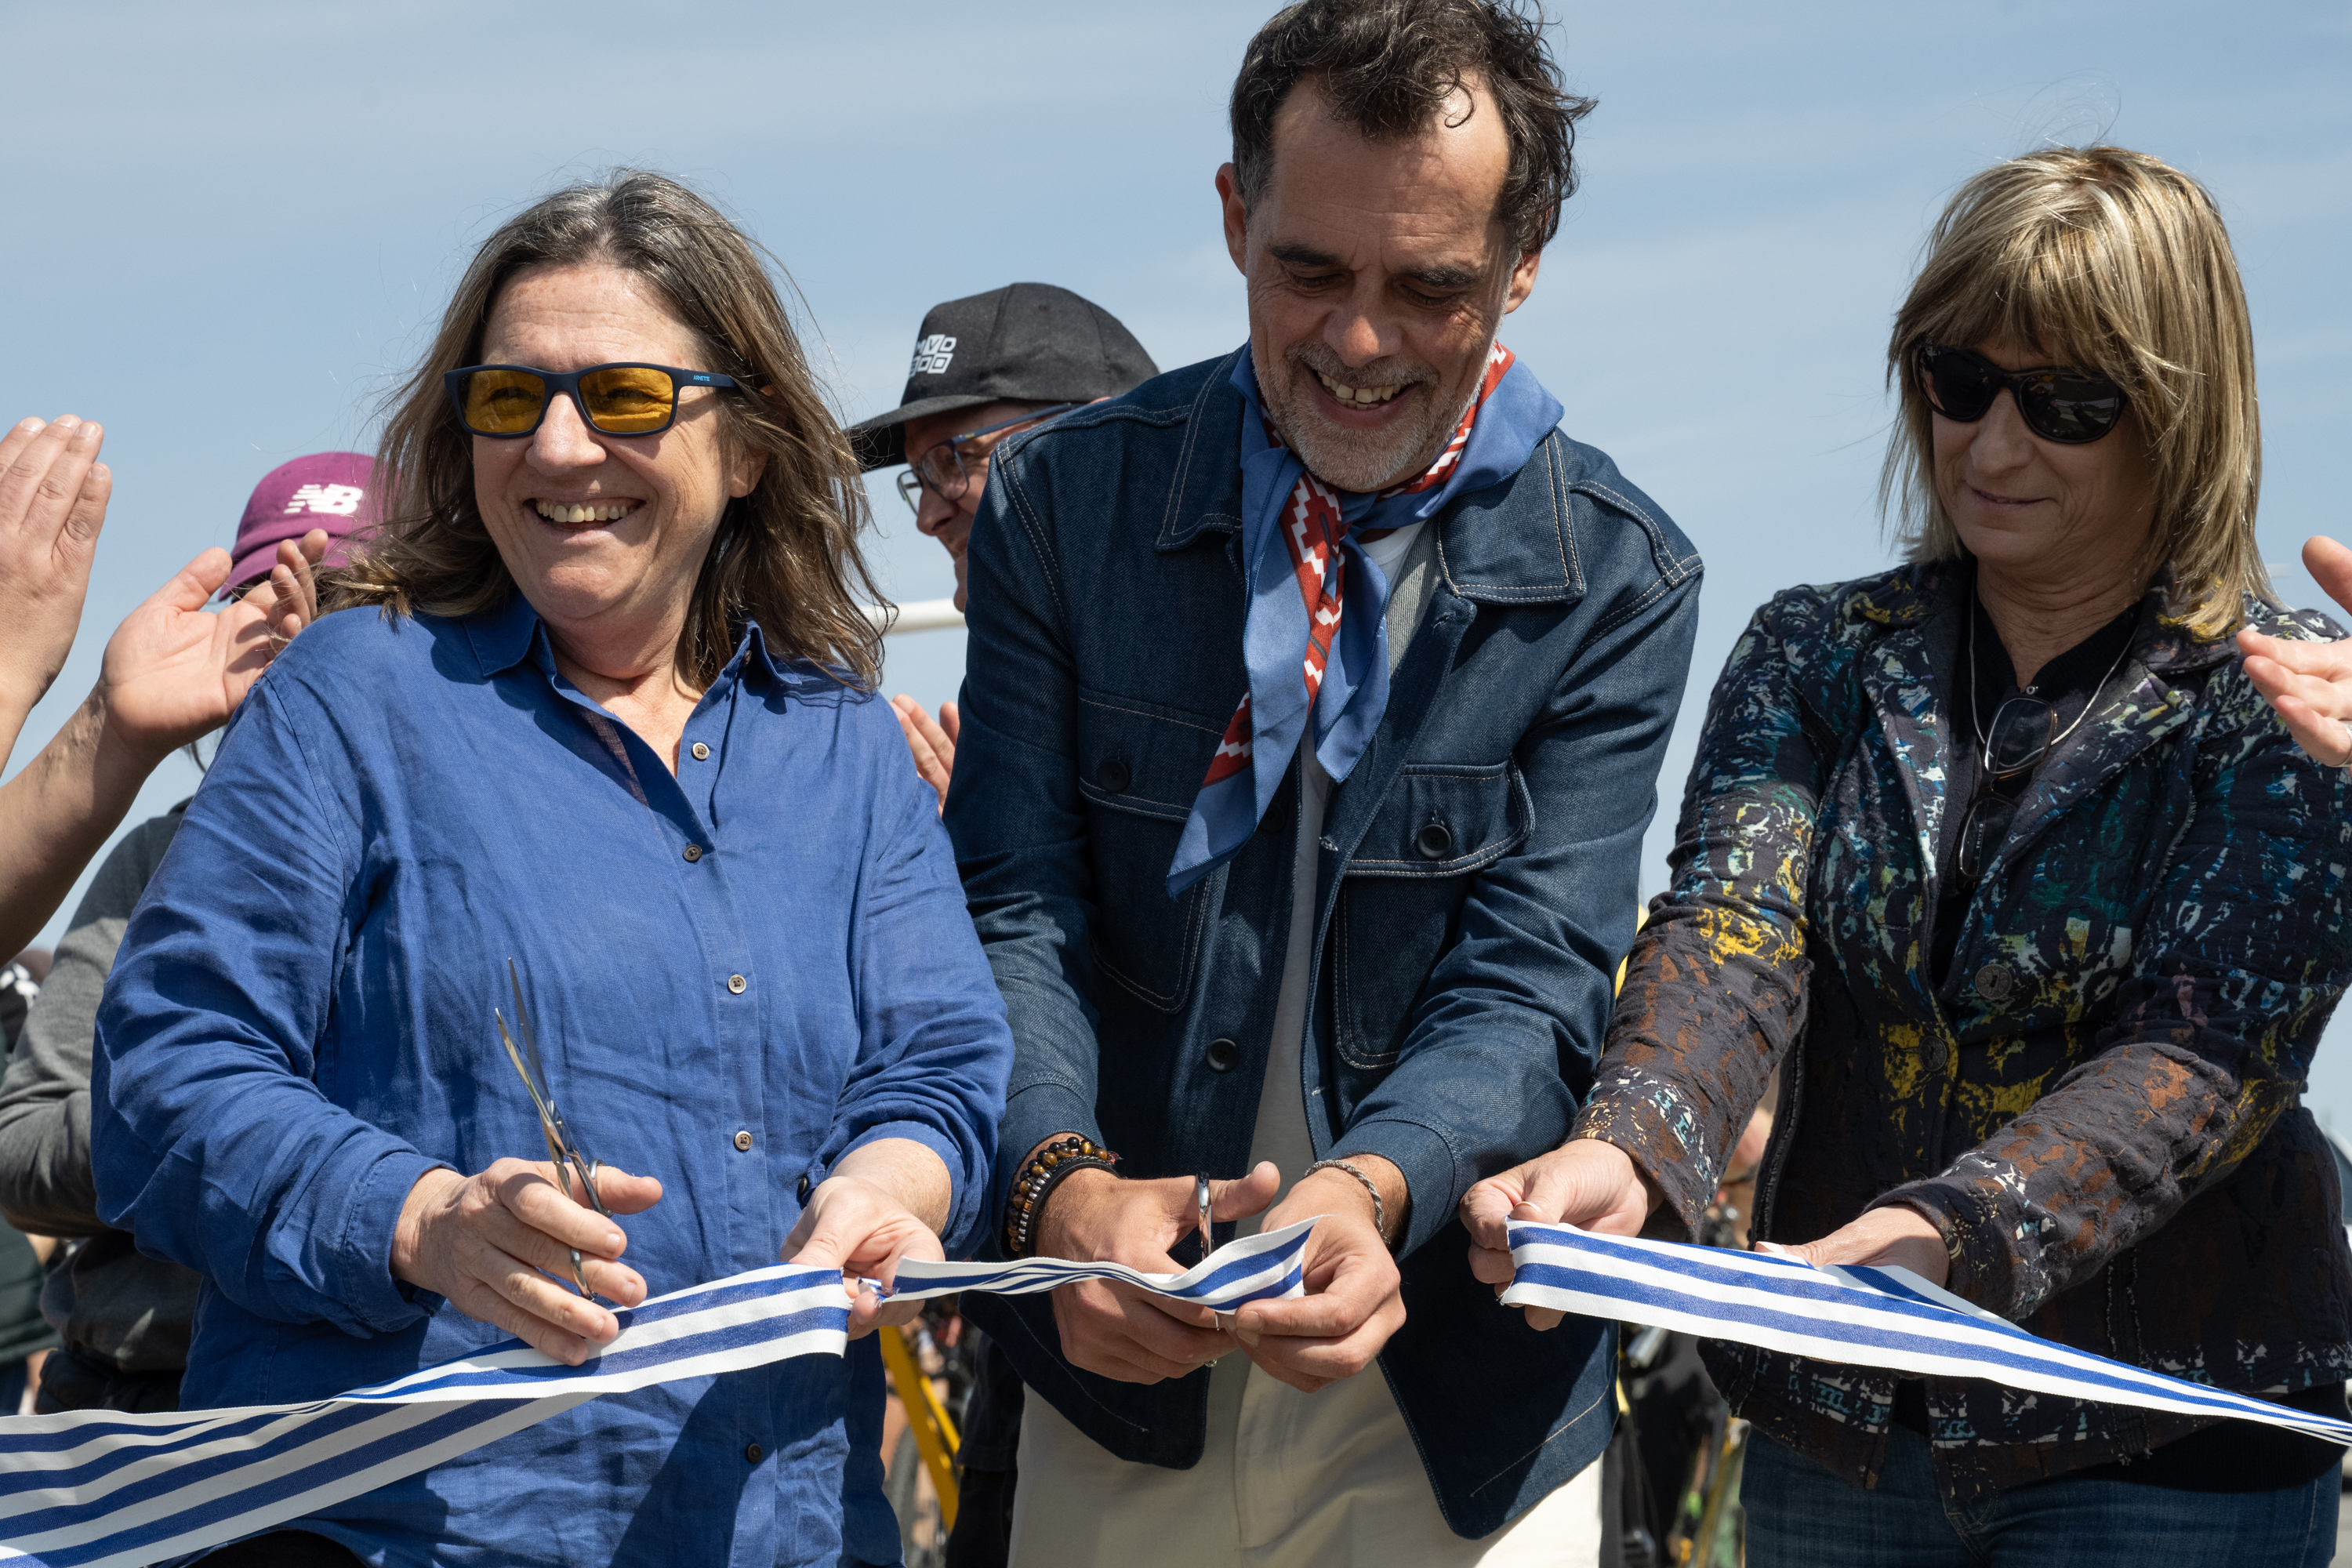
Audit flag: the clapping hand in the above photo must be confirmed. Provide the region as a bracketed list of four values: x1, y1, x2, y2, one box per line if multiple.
[95, 527, 331, 768]
[0, 416, 111, 762]
[2241, 535, 2352, 766]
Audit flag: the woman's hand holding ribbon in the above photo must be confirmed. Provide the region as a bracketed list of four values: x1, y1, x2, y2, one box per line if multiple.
[392, 1159, 663, 1366]
[1755, 1203, 1950, 1286]
[1033, 1156, 1280, 1384]
[1461, 1139, 1659, 1331]
[781, 1138, 955, 1340]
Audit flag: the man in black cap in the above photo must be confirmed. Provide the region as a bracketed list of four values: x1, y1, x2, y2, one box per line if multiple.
[849, 284, 1157, 806]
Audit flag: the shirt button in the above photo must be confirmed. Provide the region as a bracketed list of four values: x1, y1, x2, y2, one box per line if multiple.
[1206, 1037, 1240, 1073]
[691, 742, 710, 761]
[797, 1174, 812, 1200]
[1974, 963, 2016, 1004]
[744, 1442, 764, 1464]
[728, 974, 746, 994]
[734, 1129, 753, 1152]
[683, 844, 704, 863]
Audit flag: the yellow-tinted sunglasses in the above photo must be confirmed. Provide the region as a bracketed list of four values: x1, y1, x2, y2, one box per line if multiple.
[444, 362, 739, 438]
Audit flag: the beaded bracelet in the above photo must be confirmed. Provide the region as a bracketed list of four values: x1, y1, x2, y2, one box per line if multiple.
[1004, 1135, 1118, 1258]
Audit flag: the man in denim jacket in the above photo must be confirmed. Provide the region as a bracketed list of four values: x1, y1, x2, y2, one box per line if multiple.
[943, 2, 1701, 1559]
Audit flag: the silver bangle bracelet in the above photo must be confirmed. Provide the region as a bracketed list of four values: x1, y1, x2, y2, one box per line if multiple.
[1302, 1158, 1388, 1247]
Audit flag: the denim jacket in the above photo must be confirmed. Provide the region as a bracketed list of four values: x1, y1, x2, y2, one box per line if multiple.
[942, 350, 1702, 1537]
[1577, 559, 2352, 1501]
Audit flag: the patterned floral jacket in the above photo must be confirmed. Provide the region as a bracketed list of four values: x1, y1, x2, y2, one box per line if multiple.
[1577, 557, 2352, 1500]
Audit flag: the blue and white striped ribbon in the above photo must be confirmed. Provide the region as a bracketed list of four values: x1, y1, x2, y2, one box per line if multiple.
[891, 1216, 1316, 1305]
[0, 1219, 1315, 1566]
[1503, 1221, 2352, 1445]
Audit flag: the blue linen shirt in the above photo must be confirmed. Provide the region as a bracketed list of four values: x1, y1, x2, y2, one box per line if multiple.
[92, 593, 1011, 1568]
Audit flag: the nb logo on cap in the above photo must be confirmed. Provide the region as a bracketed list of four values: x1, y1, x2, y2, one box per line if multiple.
[284, 483, 365, 517]
[909, 334, 956, 376]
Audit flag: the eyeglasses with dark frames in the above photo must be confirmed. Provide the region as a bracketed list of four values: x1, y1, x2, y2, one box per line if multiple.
[445, 362, 739, 439]
[895, 403, 1084, 514]
[1914, 342, 2129, 446]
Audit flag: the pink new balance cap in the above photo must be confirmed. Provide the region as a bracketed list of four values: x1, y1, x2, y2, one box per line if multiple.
[222, 452, 381, 596]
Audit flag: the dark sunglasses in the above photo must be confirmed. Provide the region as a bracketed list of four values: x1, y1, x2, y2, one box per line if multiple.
[1955, 696, 2056, 884]
[444, 363, 739, 438]
[895, 403, 1083, 513]
[1915, 343, 2129, 445]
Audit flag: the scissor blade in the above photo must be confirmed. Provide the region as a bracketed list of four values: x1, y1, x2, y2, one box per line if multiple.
[505, 957, 555, 1087]
[495, 1008, 561, 1132]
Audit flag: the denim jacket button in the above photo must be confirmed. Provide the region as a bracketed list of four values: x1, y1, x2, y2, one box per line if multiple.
[1974, 962, 2015, 1004]
[1096, 757, 1132, 794]
[1414, 821, 1454, 860]
[1206, 1037, 1241, 1072]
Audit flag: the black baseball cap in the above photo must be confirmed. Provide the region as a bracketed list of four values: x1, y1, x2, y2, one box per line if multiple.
[848, 282, 1159, 470]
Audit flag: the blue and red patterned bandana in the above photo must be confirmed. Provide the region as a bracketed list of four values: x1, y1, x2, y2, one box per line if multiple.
[1165, 342, 1563, 895]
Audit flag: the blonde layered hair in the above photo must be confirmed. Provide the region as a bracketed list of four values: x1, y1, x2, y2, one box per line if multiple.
[342, 170, 885, 688]
[1882, 146, 2268, 639]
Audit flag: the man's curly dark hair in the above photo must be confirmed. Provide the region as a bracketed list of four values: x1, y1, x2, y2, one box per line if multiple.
[1229, 0, 1595, 253]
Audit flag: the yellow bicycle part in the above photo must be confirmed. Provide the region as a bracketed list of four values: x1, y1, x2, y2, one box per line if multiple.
[878, 1321, 960, 1532]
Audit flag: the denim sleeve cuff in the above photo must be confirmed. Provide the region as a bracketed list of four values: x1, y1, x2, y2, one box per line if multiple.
[1332, 1117, 1458, 1258]
[992, 1080, 1102, 1256]
[343, 1148, 448, 1334]
[840, 1120, 978, 1254]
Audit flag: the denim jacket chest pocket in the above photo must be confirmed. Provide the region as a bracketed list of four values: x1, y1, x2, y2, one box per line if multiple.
[1075, 688, 1224, 1013]
[1329, 760, 1533, 1071]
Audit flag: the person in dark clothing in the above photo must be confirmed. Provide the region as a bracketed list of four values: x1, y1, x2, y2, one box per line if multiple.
[848, 281, 1160, 811]
[0, 811, 195, 1413]
[1468, 147, 2352, 1568]
[0, 948, 59, 1415]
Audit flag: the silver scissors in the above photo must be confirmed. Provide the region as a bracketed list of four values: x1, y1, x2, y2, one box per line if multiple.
[494, 957, 612, 1300]
[1197, 1174, 1234, 1336]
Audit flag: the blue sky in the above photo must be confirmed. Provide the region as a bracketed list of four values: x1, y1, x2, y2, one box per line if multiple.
[5, 2, 2350, 1116]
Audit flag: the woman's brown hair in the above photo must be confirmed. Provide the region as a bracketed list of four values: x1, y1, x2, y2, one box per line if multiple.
[341, 169, 885, 687]
[1882, 145, 2268, 640]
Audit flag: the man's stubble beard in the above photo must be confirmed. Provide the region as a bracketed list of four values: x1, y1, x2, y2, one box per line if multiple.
[1259, 346, 1475, 495]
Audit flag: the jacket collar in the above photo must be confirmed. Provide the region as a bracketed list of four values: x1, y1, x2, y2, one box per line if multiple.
[1853, 557, 2230, 958]
[1155, 346, 1579, 605]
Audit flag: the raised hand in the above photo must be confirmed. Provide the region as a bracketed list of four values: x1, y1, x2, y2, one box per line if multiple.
[1461, 1138, 1659, 1330]
[0, 416, 111, 766]
[95, 549, 285, 768]
[2241, 536, 2352, 766]
[1033, 1156, 1280, 1384]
